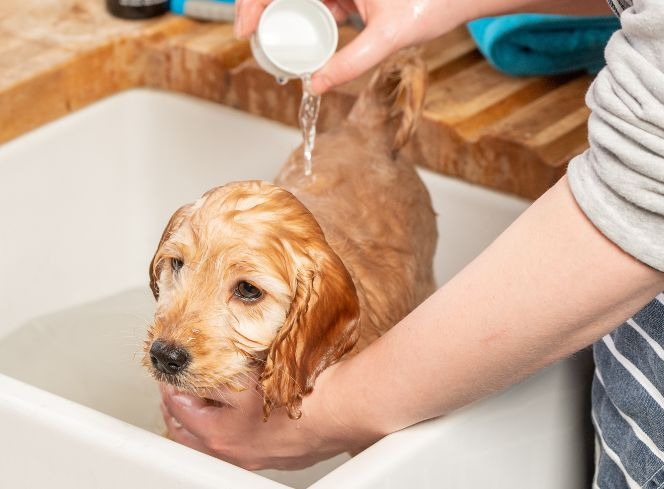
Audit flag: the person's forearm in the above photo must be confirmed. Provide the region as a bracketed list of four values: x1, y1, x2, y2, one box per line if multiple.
[519, 0, 611, 15]
[469, 0, 611, 20]
[320, 176, 663, 442]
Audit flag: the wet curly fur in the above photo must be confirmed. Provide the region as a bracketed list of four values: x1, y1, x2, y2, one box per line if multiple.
[144, 50, 437, 420]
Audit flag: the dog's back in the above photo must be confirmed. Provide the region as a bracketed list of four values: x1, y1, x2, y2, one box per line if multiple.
[276, 51, 438, 349]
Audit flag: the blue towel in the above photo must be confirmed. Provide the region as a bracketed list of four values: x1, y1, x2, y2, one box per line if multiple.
[467, 14, 620, 76]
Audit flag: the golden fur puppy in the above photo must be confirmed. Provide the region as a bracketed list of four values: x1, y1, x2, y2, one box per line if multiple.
[144, 50, 438, 420]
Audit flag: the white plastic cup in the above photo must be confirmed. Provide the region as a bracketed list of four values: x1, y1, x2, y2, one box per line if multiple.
[250, 0, 338, 81]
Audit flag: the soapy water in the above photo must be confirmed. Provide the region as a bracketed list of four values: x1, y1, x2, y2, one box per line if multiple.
[298, 74, 320, 177]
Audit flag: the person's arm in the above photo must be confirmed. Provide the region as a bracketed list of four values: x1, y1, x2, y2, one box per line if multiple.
[234, 0, 610, 94]
[319, 176, 663, 442]
[331, 0, 664, 427]
[514, 0, 611, 15]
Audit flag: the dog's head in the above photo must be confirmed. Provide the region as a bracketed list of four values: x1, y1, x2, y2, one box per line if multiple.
[144, 181, 360, 419]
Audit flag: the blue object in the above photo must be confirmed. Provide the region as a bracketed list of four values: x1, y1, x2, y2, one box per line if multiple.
[467, 14, 620, 76]
[171, 0, 235, 21]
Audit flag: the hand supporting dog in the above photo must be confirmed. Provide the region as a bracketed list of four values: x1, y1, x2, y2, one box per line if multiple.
[159, 364, 377, 470]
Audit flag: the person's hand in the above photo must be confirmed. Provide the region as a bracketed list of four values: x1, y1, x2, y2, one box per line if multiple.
[234, 0, 478, 94]
[159, 363, 382, 470]
[234, 0, 611, 94]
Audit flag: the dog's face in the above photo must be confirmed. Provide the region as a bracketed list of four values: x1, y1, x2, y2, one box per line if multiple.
[144, 181, 360, 419]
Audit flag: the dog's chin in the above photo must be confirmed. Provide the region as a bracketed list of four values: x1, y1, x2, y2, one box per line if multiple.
[147, 365, 254, 399]
[149, 369, 185, 388]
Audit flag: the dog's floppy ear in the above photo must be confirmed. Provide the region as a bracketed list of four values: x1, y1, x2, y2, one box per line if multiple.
[348, 48, 427, 155]
[149, 204, 192, 300]
[260, 244, 360, 420]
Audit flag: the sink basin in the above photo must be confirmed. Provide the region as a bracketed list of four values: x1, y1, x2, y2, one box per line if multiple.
[0, 88, 592, 488]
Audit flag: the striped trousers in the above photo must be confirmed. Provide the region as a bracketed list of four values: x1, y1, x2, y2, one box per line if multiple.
[593, 293, 664, 488]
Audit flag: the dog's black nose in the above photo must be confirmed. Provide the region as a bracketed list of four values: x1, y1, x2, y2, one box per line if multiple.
[150, 340, 190, 375]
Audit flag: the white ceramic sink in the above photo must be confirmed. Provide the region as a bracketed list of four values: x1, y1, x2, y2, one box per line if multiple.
[0, 89, 592, 488]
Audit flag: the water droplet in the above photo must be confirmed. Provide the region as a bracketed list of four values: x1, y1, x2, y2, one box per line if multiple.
[276, 76, 288, 86]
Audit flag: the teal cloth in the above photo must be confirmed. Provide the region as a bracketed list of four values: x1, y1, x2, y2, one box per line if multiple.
[467, 14, 620, 76]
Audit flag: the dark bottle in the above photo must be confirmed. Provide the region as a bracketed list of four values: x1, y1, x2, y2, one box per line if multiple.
[106, 0, 169, 20]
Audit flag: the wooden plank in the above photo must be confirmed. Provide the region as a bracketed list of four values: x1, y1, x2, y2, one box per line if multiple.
[423, 30, 484, 84]
[450, 76, 571, 141]
[422, 28, 479, 72]
[0, 28, 71, 91]
[425, 62, 539, 124]
[484, 76, 592, 166]
[0, 0, 158, 51]
[0, 43, 132, 144]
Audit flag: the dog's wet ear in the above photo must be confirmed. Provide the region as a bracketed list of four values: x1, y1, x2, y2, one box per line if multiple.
[260, 244, 360, 420]
[149, 204, 192, 300]
[349, 48, 427, 155]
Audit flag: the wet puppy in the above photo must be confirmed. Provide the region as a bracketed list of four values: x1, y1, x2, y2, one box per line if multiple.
[144, 50, 437, 420]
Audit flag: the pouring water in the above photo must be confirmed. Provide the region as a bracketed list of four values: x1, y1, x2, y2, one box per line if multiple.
[299, 74, 321, 177]
[250, 0, 338, 176]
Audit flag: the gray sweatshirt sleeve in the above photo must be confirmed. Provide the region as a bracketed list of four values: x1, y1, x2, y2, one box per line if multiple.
[567, 0, 664, 272]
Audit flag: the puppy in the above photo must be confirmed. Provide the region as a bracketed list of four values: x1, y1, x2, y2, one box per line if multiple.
[144, 50, 437, 420]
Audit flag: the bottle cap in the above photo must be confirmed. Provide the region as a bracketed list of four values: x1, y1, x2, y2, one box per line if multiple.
[251, 0, 338, 80]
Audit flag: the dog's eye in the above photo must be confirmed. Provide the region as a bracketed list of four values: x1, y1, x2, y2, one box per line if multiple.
[171, 258, 184, 274]
[234, 281, 262, 301]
